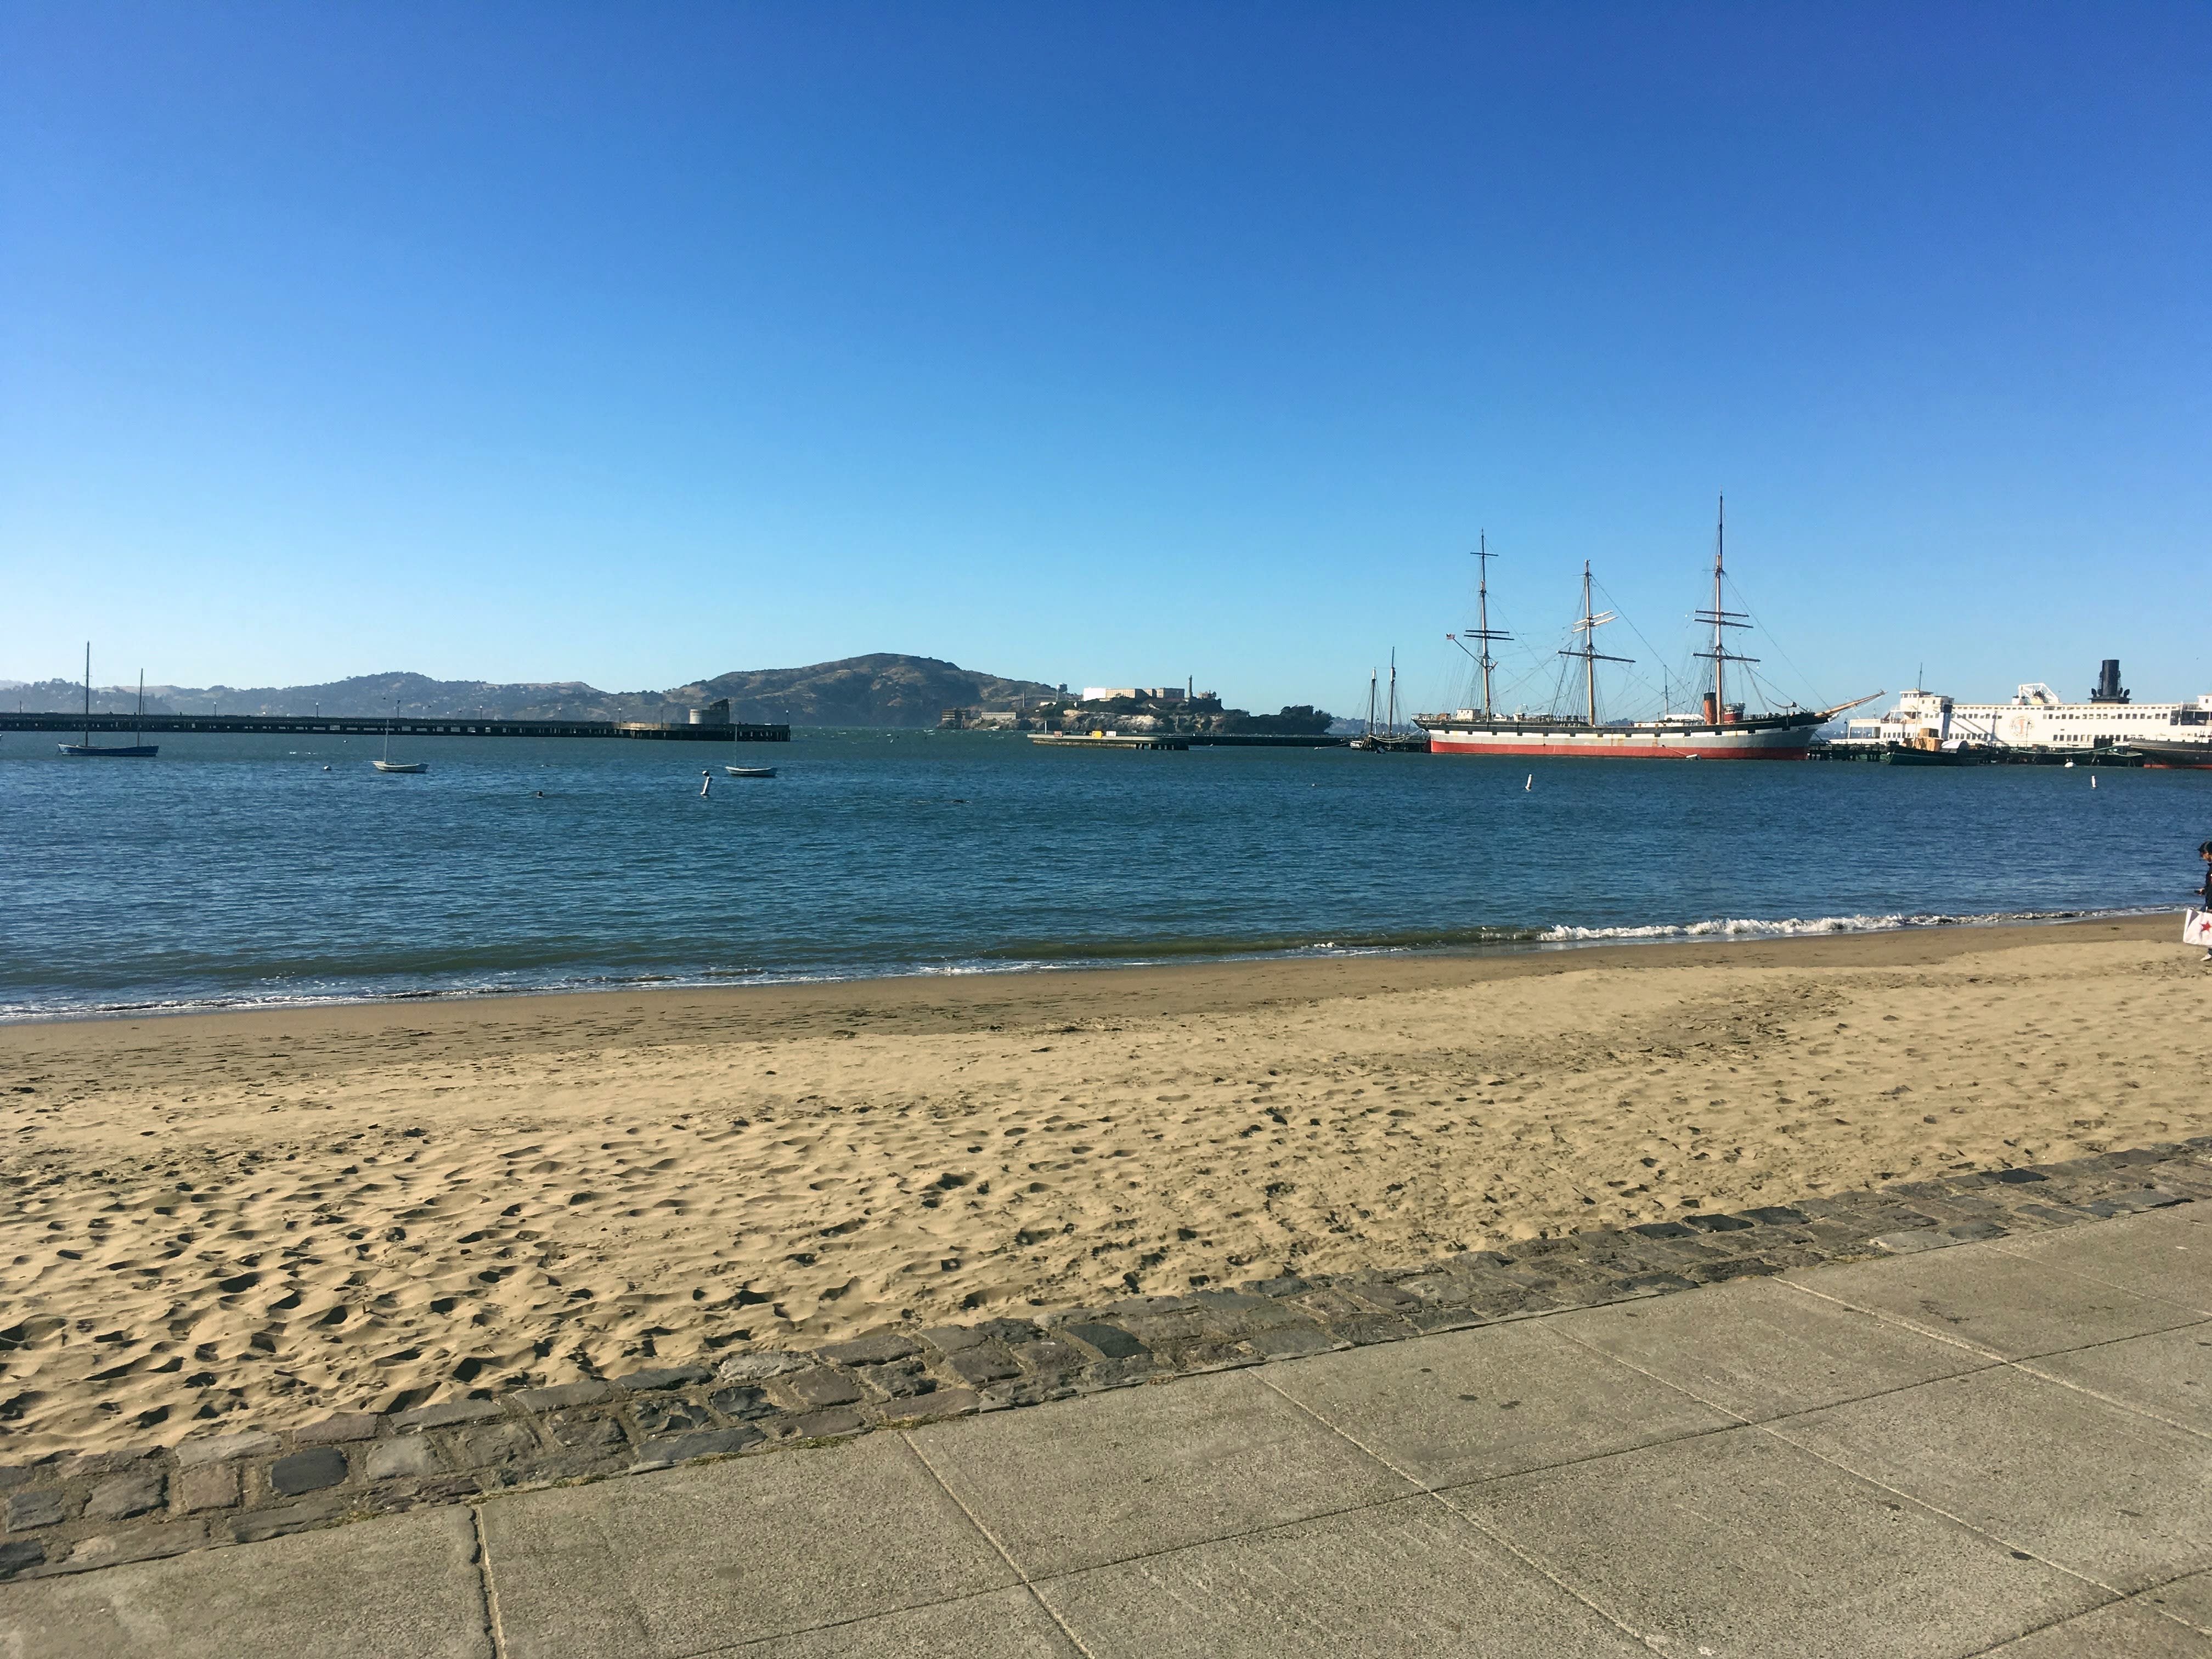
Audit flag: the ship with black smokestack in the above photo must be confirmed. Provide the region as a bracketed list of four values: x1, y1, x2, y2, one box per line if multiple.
[1838, 658, 2212, 766]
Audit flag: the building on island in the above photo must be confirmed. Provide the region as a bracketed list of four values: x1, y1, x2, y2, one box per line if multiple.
[1080, 684, 1209, 705]
[941, 680, 1283, 735]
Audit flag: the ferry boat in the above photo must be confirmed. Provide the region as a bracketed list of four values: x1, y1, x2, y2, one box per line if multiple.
[1840, 662, 2212, 765]
[1414, 507, 1875, 760]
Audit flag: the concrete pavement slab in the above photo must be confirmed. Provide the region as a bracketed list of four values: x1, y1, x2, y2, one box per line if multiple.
[1454, 1424, 2102, 1658]
[1786, 1238, 2202, 1359]
[1035, 1493, 1646, 1659]
[1770, 1367, 2212, 1593]
[1260, 1317, 1731, 1487]
[711, 1585, 1080, 1657]
[2022, 1325, 2212, 1434]
[478, 1432, 1015, 1658]
[0, 1505, 489, 1659]
[1549, 1275, 1995, 1421]
[1991, 1207, 2212, 1314]
[907, 1368, 1412, 1578]
[2140, 1570, 2212, 1632]
[1982, 1594, 2212, 1655]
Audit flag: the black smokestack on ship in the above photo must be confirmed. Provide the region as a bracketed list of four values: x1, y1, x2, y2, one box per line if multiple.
[2091, 659, 2128, 703]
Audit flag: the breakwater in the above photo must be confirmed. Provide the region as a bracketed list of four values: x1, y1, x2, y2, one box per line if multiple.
[1029, 731, 1347, 750]
[0, 712, 786, 743]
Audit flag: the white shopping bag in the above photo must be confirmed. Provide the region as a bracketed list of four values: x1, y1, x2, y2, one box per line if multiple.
[2186, 909, 2212, 946]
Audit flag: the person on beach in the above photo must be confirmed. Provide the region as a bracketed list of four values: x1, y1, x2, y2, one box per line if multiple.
[2199, 840, 2212, 962]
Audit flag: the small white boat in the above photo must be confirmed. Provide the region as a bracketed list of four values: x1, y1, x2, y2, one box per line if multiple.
[724, 765, 778, 778]
[374, 699, 428, 774]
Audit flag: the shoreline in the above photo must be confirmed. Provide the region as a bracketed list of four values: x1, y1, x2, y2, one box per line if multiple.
[2, 911, 2202, 1457]
[0, 902, 2171, 1030]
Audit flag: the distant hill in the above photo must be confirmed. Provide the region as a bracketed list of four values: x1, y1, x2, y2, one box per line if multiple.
[690, 655, 1061, 726]
[3, 654, 1064, 729]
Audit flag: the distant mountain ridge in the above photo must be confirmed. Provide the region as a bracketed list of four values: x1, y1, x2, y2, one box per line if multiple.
[5, 654, 1063, 729]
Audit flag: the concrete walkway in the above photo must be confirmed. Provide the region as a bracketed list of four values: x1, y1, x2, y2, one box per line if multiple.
[10, 1205, 2212, 1658]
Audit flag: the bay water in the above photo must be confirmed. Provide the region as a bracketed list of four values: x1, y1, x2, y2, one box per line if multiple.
[3, 729, 2204, 1019]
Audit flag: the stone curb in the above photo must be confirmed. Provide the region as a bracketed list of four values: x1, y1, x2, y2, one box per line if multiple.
[4, 1138, 2207, 1580]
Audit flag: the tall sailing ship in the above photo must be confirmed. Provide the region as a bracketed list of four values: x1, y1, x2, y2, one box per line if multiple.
[1415, 505, 1875, 760]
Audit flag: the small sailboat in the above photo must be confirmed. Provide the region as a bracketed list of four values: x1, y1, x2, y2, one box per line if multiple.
[1356, 650, 1429, 753]
[58, 647, 159, 758]
[724, 765, 777, 778]
[1349, 668, 1380, 749]
[371, 699, 427, 773]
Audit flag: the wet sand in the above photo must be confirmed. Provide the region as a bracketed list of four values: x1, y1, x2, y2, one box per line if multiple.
[2, 913, 2203, 1456]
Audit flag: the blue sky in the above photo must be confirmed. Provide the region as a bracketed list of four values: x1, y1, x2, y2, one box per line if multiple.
[4, 2, 2207, 716]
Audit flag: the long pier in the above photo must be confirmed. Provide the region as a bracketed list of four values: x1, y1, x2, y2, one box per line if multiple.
[1030, 732, 1190, 751]
[0, 713, 788, 743]
[1029, 731, 1348, 751]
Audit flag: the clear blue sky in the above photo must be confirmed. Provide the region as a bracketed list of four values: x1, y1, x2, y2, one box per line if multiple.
[5, 2, 2207, 716]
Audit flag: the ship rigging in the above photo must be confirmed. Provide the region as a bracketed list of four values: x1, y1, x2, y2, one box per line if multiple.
[1418, 501, 1877, 760]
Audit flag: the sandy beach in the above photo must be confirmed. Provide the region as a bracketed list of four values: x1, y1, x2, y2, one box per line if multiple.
[2, 913, 2204, 1457]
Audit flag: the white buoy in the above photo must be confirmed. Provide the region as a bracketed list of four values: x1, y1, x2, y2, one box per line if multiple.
[1525, 774, 1533, 791]
[699, 771, 711, 797]
[2091, 775, 2097, 789]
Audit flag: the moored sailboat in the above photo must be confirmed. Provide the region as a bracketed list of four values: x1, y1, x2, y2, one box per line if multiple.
[372, 699, 428, 774]
[1350, 651, 1428, 752]
[58, 647, 159, 758]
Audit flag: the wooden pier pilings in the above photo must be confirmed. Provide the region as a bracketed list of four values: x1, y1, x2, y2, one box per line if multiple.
[1810, 742, 2148, 768]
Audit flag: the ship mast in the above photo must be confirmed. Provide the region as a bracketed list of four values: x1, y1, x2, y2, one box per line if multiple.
[1694, 494, 1756, 714]
[1466, 533, 1511, 716]
[1559, 562, 1632, 727]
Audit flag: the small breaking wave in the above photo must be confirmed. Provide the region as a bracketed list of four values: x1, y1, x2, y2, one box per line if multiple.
[1, 907, 2166, 1024]
[1535, 906, 2138, 944]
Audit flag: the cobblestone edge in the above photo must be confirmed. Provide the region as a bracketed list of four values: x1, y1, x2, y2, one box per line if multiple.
[5, 1139, 2208, 1580]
